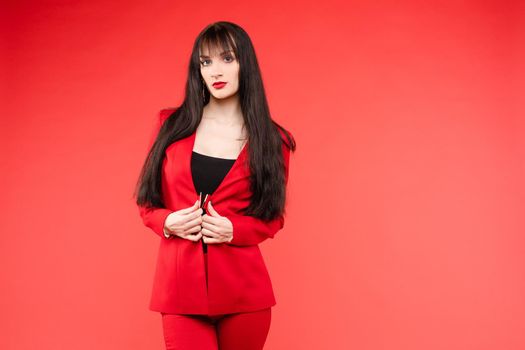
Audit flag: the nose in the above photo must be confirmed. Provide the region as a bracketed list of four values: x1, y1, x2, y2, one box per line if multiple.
[211, 71, 223, 79]
[210, 62, 226, 78]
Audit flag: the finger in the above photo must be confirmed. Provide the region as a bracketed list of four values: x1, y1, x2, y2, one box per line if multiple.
[201, 227, 219, 239]
[167, 212, 202, 236]
[202, 213, 221, 225]
[176, 207, 203, 228]
[180, 224, 202, 236]
[201, 220, 220, 233]
[184, 231, 203, 242]
[186, 207, 204, 221]
[177, 199, 200, 215]
[203, 236, 221, 244]
[206, 201, 221, 217]
[182, 215, 203, 232]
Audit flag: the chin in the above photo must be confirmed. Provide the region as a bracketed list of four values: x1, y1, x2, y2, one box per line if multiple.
[212, 92, 236, 100]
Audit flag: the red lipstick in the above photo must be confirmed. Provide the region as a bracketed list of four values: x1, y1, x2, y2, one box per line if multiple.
[212, 81, 227, 89]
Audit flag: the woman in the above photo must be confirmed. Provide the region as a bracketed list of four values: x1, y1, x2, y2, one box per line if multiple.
[134, 21, 295, 350]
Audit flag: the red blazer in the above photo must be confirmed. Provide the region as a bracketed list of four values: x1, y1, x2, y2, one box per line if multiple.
[138, 108, 291, 315]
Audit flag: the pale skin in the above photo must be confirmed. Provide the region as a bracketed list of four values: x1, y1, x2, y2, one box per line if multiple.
[163, 43, 247, 243]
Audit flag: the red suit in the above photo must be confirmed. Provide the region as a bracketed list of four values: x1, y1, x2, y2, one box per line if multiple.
[138, 108, 291, 315]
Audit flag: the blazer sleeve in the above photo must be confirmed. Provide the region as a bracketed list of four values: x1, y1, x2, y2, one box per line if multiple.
[137, 109, 174, 239]
[225, 139, 291, 246]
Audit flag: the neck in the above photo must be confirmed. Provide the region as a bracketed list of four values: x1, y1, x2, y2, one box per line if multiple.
[204, 94, 243, 126]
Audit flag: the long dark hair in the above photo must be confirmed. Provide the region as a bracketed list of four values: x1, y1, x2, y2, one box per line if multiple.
[134, 21, 296, 221]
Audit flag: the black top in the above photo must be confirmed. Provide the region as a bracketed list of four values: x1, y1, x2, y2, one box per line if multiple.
[191, 151, 236, 253]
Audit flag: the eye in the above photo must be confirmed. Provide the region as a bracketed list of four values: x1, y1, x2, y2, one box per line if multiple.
[200, 59, 211, 66]
[224, 55, 235, 62]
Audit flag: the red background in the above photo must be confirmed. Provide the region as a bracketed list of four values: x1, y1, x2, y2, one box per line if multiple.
[2, 1, 524, 349]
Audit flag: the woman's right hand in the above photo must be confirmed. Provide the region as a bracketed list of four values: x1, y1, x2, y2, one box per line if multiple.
[163, 199, 203, 241]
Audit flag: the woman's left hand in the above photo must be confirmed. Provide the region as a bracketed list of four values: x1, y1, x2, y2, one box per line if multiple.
[201, 201, 234, 244]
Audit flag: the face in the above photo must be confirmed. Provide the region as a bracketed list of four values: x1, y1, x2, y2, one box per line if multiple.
[199, 45, 240, 101]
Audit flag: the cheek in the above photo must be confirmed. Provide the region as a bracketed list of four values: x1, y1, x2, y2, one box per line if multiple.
[228, 63, 240, 77]
[231, 68, 240, 84]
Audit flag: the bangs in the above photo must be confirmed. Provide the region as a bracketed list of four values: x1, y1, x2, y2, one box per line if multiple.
[199, 27, 238, 58]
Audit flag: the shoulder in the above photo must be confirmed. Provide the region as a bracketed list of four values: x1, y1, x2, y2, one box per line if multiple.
[158, 107, 178, 125]
[274, 122, 295, 152]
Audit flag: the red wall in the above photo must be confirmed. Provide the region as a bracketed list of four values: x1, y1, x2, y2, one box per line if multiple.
[2, 0, 524, 349]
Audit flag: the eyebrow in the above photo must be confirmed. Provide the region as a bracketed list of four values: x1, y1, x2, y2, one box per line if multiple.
[199, 50, 234, 58]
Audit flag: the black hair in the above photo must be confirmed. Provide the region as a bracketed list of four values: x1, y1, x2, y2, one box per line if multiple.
[134, 21, 296, 221]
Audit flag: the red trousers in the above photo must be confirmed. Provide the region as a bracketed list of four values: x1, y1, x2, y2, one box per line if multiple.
[160, 253, 272, 349]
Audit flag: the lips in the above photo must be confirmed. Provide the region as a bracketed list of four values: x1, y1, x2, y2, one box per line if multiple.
[212, 82, 227, 89]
